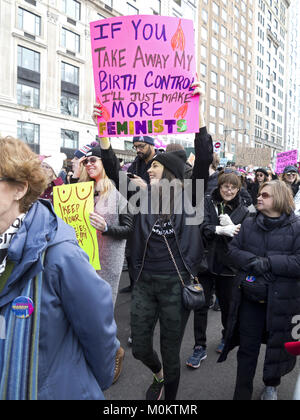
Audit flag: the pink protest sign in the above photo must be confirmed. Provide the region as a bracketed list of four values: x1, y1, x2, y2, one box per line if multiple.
[275, 149, 298, 174]
[90, 15, 199, 137]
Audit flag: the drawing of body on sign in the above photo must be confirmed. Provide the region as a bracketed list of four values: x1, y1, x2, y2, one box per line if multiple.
[90, 15, 199, 137]
[53, 182, 100, 270]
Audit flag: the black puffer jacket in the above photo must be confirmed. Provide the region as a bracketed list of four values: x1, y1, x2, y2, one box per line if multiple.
[218, 211, 300, 381]
[202, 189, 249, 276]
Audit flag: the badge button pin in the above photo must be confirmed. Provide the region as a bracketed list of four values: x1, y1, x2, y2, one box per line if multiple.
[12, 296, 34, 319]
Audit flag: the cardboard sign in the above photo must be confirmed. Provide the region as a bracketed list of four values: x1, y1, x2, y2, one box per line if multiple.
[275, 149, 298, 174]
[53, 182, 101, 270]
[90, 15, 199, 137]
[236, 147, 271, 167]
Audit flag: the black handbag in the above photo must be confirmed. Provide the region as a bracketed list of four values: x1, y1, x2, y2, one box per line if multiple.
[241, 274, 268, 304]
[162, 234, 205, 311]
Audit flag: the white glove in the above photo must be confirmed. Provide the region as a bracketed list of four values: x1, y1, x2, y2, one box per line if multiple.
[216, 224, 241, 237]
[219, 214, 234, 226]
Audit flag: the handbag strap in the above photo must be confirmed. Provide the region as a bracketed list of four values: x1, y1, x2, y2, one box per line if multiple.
[161, 232, 199, 288]
[161, 233, 185, 286]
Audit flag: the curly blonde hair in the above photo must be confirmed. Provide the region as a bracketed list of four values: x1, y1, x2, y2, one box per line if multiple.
[0, 136, 48, 212]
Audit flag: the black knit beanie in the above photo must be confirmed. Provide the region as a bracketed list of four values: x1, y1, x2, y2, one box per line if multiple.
[255, 167, 268, 177]
[153, 150, 187, 179]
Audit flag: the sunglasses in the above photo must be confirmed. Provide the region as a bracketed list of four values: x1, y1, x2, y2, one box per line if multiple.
[82, 157, 101, 166]
[257, 192, 273, 199]
[285, 172, 297, 176]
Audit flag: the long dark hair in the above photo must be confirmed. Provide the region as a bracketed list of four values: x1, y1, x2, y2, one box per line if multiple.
[155, 167, 183, 222]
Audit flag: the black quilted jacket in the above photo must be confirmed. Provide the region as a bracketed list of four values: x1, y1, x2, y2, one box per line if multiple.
[218, 211, 300, 381]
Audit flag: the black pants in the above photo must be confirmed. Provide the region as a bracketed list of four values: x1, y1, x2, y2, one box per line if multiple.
[193, 272, 235, 347]
[233, 298, 281, 400]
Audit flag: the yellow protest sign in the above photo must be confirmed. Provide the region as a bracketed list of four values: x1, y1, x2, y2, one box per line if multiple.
[53, 182, 101, 270]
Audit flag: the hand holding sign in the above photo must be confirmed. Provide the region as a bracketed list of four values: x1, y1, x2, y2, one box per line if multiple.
[89, 212, 107, 233]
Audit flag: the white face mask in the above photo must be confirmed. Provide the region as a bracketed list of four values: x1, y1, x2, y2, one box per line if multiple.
[0, 214, 26, 276]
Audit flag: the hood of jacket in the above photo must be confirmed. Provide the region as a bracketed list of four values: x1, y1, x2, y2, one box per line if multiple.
[255, 211, 298, 232]
[0, 199, 77, 306]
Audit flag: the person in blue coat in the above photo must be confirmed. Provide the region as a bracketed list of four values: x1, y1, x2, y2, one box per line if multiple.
[0, 136, 119, 400]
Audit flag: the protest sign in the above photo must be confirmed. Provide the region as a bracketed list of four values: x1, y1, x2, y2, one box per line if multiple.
[236, 147, 271, 167]
[53, 182, 100, 270]
[90, 15, 199, 137]
[275, 149, 298, 174]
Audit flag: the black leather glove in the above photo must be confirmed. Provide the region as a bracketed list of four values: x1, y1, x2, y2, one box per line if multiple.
[247, 257, 271, 276]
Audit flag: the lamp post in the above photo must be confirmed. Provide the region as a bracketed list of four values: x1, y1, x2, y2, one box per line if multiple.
[223, 127, 247, 160]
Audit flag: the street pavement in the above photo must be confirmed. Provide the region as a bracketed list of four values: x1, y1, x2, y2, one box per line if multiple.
[104, 271, 299, 401]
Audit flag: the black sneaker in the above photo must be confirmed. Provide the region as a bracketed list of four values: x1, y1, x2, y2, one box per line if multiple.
[146, 376, 164, 400]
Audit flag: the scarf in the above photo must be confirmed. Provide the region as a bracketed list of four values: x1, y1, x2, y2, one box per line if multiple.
[0, 214, 26, 276]
[0, 253, 45, 400]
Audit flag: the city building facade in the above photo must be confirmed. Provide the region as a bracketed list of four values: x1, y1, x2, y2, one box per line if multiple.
[197, 0, 291, 165]
[285, 0, 300, 153]
[253, 0, 291, 162]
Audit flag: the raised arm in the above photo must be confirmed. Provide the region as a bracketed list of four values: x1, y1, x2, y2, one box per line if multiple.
[190, 82, 213, 204]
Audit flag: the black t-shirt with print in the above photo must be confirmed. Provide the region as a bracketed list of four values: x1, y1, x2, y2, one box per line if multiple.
[143, 219, 187, 274]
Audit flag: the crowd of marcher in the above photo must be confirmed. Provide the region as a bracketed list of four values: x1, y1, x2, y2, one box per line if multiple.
[1, 83, 300, 401]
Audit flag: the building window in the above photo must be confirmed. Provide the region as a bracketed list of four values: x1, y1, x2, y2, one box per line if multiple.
[17, 46, 40, 109]
[18, 7, 41, 36]
[60, 94, 79, 117]
[61, 129, 79, 157]
[61, 62, 79, 117]
[18, 45, 40, 72]
[62, 0, 81, 20]
[151, 0, 161, 15]
[127, 3, 139, 14]
[61, 62, 79, 85]
[17, 121, 40, 154]
[61, 28, 80, 53]
[17, 83, 39, 108]
[103, 0, 113, 7]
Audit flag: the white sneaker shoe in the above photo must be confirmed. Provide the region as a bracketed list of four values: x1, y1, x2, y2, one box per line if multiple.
[261, 386, 278, 400]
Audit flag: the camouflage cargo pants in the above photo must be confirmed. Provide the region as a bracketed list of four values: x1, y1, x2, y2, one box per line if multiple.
[131, 271, 190, 386]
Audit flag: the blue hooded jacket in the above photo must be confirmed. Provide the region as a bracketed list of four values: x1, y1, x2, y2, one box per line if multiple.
[0, 199, 119, 400]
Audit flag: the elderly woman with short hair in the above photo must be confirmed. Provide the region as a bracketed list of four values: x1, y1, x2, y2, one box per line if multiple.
[0, 136, 118, 400]
[219, 180, 300, 400]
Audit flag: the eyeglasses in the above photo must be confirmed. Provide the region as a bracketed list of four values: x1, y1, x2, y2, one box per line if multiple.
[82, 157, 101, 167]
[132, 144, 147, 151]
[285, 172, 297, 176]
[257, 192, 273, 199]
